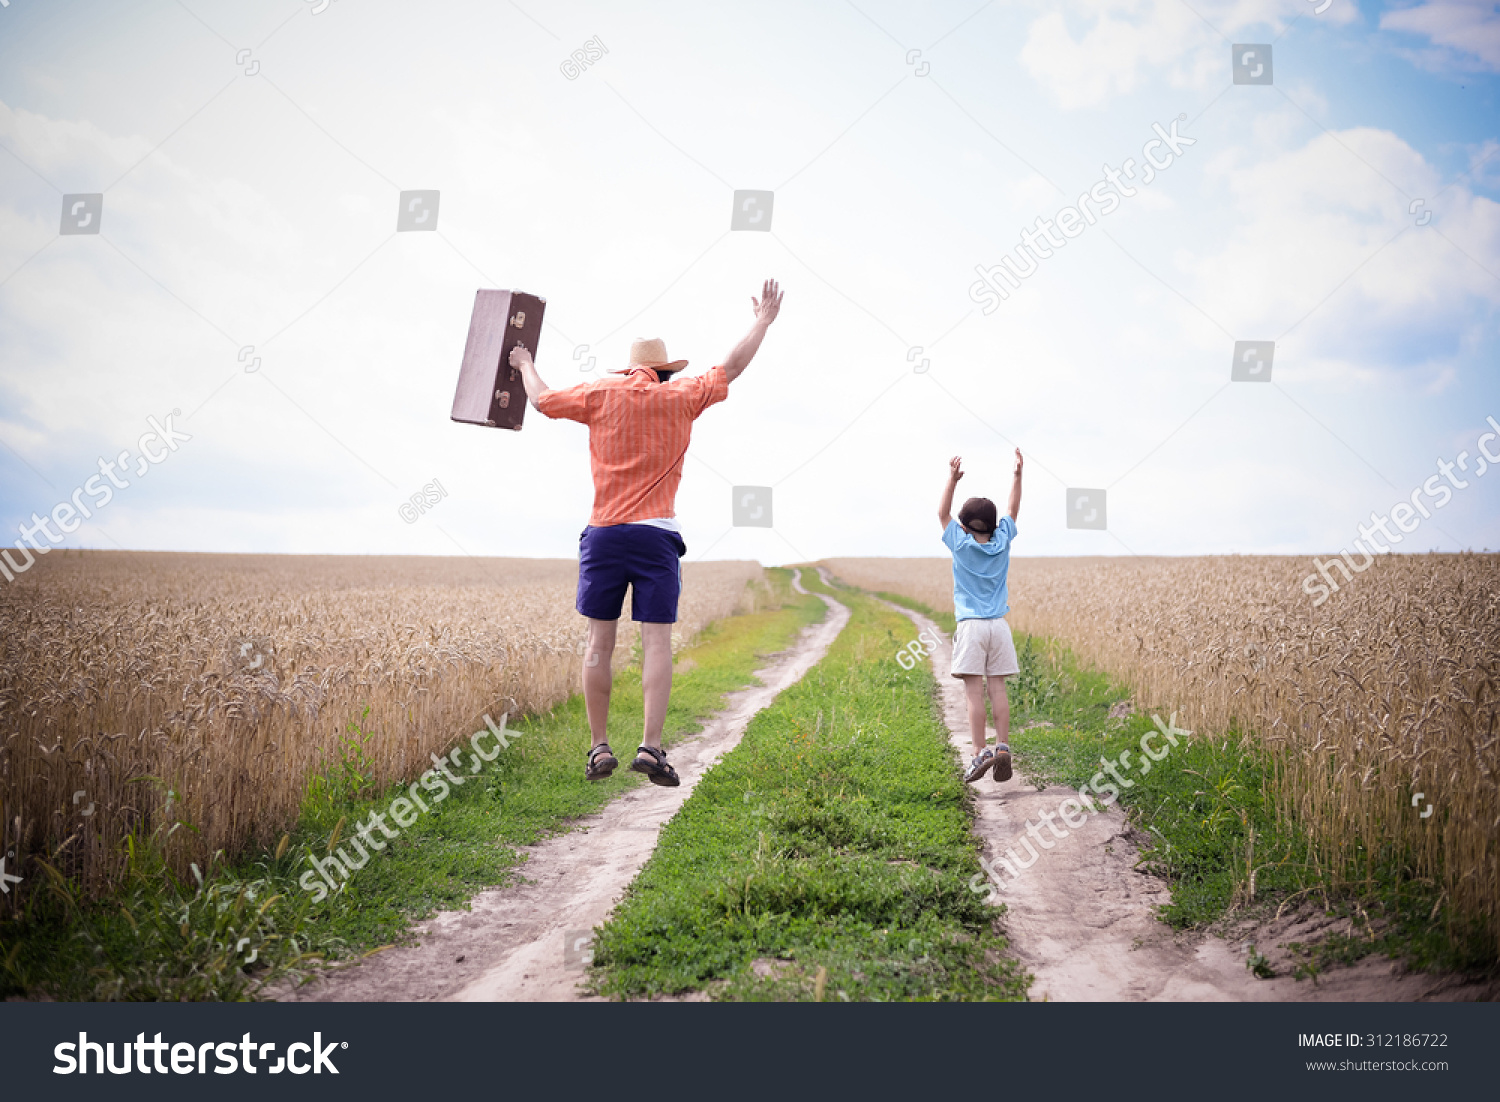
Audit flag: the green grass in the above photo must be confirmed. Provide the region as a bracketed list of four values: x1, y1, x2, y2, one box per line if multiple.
[851, 589, 1496, 981]
[0, 570, 825, 1001]
[589, 571, 1030, 1001]
[1006, 635, 1495, 975]
[1000, 638, 1309, 928]
[875, 591, 956, 637]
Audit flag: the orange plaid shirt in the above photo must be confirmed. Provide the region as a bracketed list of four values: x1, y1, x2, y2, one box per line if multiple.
[535, 365, 729, 526]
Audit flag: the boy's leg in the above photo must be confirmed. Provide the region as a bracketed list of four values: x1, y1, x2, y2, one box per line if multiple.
[986, 619, 1019, 782]
[986, 674, 1013, 782]
[986, 674, 1010, 747]
[960, 673, 997, 783]
[961, 674, 988, 753]
[639, 621, 673, 750]
[583, 616, 618, 747]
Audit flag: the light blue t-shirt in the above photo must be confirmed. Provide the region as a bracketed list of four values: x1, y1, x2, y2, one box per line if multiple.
[943, 517, 1017, 621]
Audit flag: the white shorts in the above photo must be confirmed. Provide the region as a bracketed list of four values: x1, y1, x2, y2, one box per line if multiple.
[950, 617, 1019, 678]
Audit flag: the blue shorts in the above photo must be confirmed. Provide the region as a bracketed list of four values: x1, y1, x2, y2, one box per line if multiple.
[576, 525, 687, 623]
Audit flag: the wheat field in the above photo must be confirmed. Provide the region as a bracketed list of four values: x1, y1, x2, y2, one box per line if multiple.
[825, 554, 1500, 949]
[0, 551, 765, 902]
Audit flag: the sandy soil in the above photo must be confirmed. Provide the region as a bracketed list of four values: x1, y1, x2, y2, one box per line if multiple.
[884, 598, 1496, 1003]
[274, 570, 849, 1003]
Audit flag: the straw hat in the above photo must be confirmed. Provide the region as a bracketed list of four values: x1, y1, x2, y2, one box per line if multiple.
[613, 337, 688, 374]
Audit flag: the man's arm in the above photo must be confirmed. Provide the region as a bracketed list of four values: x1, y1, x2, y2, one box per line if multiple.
[939, 456, 963, 530]
[509, 345, 550, 412]
[1008, 448, 1023, 522]
[722, 278, 783, 383]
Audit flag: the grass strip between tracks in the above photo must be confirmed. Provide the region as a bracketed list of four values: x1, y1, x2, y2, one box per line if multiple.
[589, 571, 1030, 1001]
[0, 570, 825, 1001]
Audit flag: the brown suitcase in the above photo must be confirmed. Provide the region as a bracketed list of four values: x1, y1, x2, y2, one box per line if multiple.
[451, 289, 546, 431]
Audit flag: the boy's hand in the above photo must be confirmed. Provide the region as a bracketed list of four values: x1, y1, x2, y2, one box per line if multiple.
[509, 345, 534, 371]
[939, 456, 963, 530]
[1008, 449, 1023, 523]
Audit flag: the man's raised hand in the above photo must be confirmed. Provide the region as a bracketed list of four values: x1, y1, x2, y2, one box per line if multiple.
[950, 456, 964, 483]
[752, 279, 783, 326]
[723, 280, 782, 382]
[1013, 449, 1024, 478]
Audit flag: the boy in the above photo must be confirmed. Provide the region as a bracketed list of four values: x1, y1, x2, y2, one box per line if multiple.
[937, 449, 1023, 784]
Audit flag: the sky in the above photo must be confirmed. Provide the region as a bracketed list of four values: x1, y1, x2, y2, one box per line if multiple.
[1, 0, 1497, 568]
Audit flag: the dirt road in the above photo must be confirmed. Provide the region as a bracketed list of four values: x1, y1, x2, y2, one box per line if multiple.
[276, 574, 1488, 1004]
[885, 598, 1493, 1002]
[277, 570, 849, 1003]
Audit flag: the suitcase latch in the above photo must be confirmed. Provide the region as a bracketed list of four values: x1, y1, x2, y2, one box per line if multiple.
[510, 311, 526, 329]
[497, 391, 511, 408]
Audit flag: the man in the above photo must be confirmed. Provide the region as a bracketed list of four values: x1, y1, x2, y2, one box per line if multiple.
[508, 278, 784, 787]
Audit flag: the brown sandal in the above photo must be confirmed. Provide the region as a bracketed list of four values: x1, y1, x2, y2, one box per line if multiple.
[586, 742, 618, 781]
[629, 744, 680, 787]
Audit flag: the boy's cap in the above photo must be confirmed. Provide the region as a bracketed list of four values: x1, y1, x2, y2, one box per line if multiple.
[959, 497, 997, 534]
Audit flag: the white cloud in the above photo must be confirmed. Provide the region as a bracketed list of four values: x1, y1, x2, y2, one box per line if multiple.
[1381, 1, 1500, 72]
[1188, 124, 1500, 371]
[1020, 0, 1217, 109]
[1018, 0, 1356, 109]
[1468, 140, 1500, 188]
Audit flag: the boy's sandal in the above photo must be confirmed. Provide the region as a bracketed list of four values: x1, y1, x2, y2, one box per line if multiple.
[964, 747, 995, 784]
[586, 742, 618, 781]
[629, 744, 680, 788]
[991, 742, 1013, 783]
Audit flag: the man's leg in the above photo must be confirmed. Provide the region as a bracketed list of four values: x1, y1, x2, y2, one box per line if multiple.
[623, 527, 685, 786]
[961, 674, 988, 753]
[583, 617, 618, 748]
[639, 621, 674, 750]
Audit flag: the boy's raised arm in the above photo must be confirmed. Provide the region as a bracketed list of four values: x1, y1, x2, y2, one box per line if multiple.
[1008, 448, 1023, 522]
[939, 456, 963, 530]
